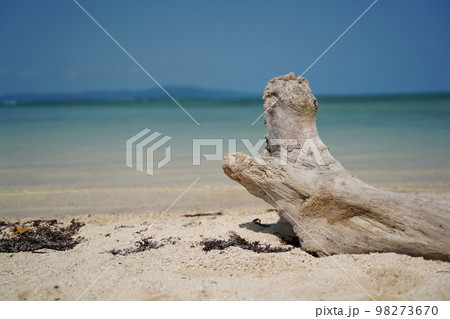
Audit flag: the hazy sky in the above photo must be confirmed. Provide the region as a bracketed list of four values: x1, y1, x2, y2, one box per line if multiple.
[1, 0, 449, 95]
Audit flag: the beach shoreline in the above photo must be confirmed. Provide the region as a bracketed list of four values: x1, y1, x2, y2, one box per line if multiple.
[1, 181, 450, 219]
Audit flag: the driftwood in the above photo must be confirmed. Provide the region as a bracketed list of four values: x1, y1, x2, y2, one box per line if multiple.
[223, 73, 450, 261]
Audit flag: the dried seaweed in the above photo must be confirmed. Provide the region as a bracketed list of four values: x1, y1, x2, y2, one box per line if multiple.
[161, 236, 180, 245]
[183, 212, 223, 218]
[0, 219, 85, 253]
[110, 237, 163, 256]
[201, 232, 291, 253]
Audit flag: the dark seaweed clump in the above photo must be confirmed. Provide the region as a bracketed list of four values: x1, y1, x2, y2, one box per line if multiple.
[110, 237, 164, 256]
[0, 219, 85, 253]
[182, 212, 223, 218]
[201, 232, 291, 253]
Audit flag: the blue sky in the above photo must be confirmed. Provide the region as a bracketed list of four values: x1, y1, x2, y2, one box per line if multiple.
[1, 0, 449, 96]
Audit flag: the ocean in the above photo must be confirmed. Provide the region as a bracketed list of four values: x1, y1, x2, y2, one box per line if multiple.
[1, 94, 449, 192]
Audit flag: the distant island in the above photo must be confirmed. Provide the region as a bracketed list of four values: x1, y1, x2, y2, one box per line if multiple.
[0, 86, 257, 105]
[1, 85, 449, 106]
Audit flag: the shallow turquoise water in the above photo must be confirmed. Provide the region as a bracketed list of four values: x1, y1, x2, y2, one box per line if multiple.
[0, 94, 449, 190]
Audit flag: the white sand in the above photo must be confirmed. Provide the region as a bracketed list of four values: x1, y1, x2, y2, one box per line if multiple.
[0, 182, 449, 300]
[0, 184, 450, 300]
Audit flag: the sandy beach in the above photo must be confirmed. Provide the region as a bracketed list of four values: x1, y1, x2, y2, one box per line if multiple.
[2, 0, 450, 311]
[1, 182, 449, 301]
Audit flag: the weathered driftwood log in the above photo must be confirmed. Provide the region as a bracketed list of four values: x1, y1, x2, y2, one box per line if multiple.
[223, 73, 450, 261]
